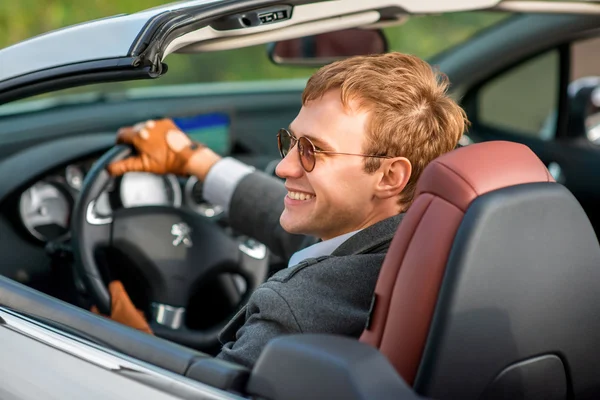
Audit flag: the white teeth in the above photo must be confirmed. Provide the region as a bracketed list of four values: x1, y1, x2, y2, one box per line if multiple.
[288, 191, 314, 201]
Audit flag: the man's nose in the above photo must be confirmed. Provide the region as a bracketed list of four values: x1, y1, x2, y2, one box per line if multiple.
[275, 144, 304, 179]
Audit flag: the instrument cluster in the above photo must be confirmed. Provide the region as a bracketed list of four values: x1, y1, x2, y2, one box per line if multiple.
[18, 156, 222, 243]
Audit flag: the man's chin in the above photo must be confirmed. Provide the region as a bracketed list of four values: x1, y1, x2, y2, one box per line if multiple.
[280, 211, 311, 236]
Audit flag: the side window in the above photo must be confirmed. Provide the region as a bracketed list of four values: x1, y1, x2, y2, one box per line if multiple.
[476, 50, 560, 140]
[569, 36, 600, 144]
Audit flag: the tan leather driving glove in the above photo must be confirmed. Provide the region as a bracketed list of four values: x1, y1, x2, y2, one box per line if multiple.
[91, 281, 153, 335]
[107, 118, 203, 176]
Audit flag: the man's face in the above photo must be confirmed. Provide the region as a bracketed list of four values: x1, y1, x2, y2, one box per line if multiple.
[275, 89, 384, 240]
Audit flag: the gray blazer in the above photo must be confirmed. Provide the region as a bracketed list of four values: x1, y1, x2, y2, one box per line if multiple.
[216, 171, 404, 367]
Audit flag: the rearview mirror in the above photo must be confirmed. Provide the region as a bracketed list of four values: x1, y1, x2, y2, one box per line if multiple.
[268, 28, 388, 67]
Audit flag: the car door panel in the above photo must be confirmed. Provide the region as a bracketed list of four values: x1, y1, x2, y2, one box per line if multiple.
[0, 307, 240, 400]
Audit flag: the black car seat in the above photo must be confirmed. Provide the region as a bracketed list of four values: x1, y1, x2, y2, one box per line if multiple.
[360, 141, 600, 399]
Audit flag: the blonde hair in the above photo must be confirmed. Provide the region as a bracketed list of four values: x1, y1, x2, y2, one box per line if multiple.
[302, 52, 469, 209]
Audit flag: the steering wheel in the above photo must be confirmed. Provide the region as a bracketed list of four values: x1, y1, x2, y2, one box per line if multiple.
[71, 145, 269, 350]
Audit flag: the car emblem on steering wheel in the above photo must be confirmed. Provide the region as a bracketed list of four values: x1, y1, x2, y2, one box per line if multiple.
[171, 222, 192, 247]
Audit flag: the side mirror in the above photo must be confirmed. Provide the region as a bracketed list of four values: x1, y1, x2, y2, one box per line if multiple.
[268, 28, 388, 67]
[586, 86, 600, 143]
[567, 77, 600, 143]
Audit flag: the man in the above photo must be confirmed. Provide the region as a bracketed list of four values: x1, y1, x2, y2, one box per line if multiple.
[106, 52, 468, 367]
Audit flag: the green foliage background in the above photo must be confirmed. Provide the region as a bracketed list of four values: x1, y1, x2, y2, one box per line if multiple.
[0, 1, 509, 89]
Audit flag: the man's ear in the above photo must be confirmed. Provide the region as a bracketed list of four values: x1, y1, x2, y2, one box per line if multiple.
[373, 157, 412, 199]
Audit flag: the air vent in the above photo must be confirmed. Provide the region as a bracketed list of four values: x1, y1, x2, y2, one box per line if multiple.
[191, 179, 204, 203]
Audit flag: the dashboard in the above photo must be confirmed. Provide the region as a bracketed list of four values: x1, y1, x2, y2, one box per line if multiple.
[0, 130, 282, 290]
[0, 80, 301, 302]
[17, 154, 223, 243]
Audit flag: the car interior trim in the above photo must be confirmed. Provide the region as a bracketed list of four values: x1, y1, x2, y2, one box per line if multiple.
[136, 0, 340, 65]
[85, 200, 113, 226]
[494, 0, 600, 14]
[0, 134, 115, 203]
[239, 240, 267, 260]
[140, 0, 502, 64]
[173, 11, 381, 54]
[164, 0, 502, 57]
[0, 60, 157, 105]
[165, 5, 380, 55]
[167, 173, 183, 207]
[0, 307, 244, 400]
[247, 334, 423, 400]
[152, 303, 187, 330]
[184, 176, 224, 218]
[129, 0, 286, 58]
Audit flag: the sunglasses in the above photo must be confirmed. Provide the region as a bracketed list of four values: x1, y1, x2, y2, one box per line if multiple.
[277, 128, 392, 172]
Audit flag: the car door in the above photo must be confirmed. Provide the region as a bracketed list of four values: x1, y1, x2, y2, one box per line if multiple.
[0, 307, 242, 400]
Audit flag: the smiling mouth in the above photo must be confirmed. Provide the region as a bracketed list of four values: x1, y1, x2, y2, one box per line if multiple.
[287, 191, 315, 201]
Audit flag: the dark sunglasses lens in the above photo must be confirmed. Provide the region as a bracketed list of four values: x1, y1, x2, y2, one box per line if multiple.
[278, 129, 292, 158]
[298, 137, 316, 172]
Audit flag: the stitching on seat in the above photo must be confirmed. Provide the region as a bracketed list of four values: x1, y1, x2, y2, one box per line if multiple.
[378, 195, 434, 346]
[544, 164, 553, 182]
[435, 161, 479, 198]
[383, 195, 465, 383]
[415, 192, 464, 214]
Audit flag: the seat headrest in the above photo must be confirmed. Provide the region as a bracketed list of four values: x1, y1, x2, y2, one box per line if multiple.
[415, 141, 554, 211]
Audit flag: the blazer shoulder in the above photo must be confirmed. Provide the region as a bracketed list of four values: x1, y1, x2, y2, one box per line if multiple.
[267, 252, 385, 289]
[267, 255, 333, 284]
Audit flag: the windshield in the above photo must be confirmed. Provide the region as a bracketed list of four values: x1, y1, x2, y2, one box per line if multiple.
[0, 10, 510, 116]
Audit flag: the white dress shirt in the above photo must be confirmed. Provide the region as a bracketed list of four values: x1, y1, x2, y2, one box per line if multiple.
[202, 157, 360, 267]
[286, 230, 359, 268]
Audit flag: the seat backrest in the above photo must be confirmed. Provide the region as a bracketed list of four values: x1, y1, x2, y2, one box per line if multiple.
[360, 141, 600, 399]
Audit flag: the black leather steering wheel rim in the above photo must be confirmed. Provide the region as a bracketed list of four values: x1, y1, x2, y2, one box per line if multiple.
[72, 145, 130, 314]
[71, 144, 270, 350]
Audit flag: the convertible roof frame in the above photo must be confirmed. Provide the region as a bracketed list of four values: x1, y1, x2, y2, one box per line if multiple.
[158, 0, 504, 57]
[0, 0, 507, 85]
[0, 0, 323, 104]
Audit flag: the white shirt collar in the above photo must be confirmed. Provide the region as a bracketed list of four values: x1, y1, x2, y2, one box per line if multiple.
[287, 230, 361, 268]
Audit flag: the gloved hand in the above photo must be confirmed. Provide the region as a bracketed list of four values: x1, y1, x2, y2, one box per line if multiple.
[91, 281, 153, 335]
[107, 118, 203, 176]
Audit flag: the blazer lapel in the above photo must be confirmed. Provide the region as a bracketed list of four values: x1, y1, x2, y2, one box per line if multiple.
[331, 213, 404, 257]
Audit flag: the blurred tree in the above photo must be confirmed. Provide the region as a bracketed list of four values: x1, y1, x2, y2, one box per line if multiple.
[385, 12, 508, 59]
[0, 0, 166, 48]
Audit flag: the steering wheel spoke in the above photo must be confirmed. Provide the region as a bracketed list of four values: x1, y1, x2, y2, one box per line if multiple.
[238, 237, 269, 289]
[71, 146, 131, 315]
[151, 302, 186, 330]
